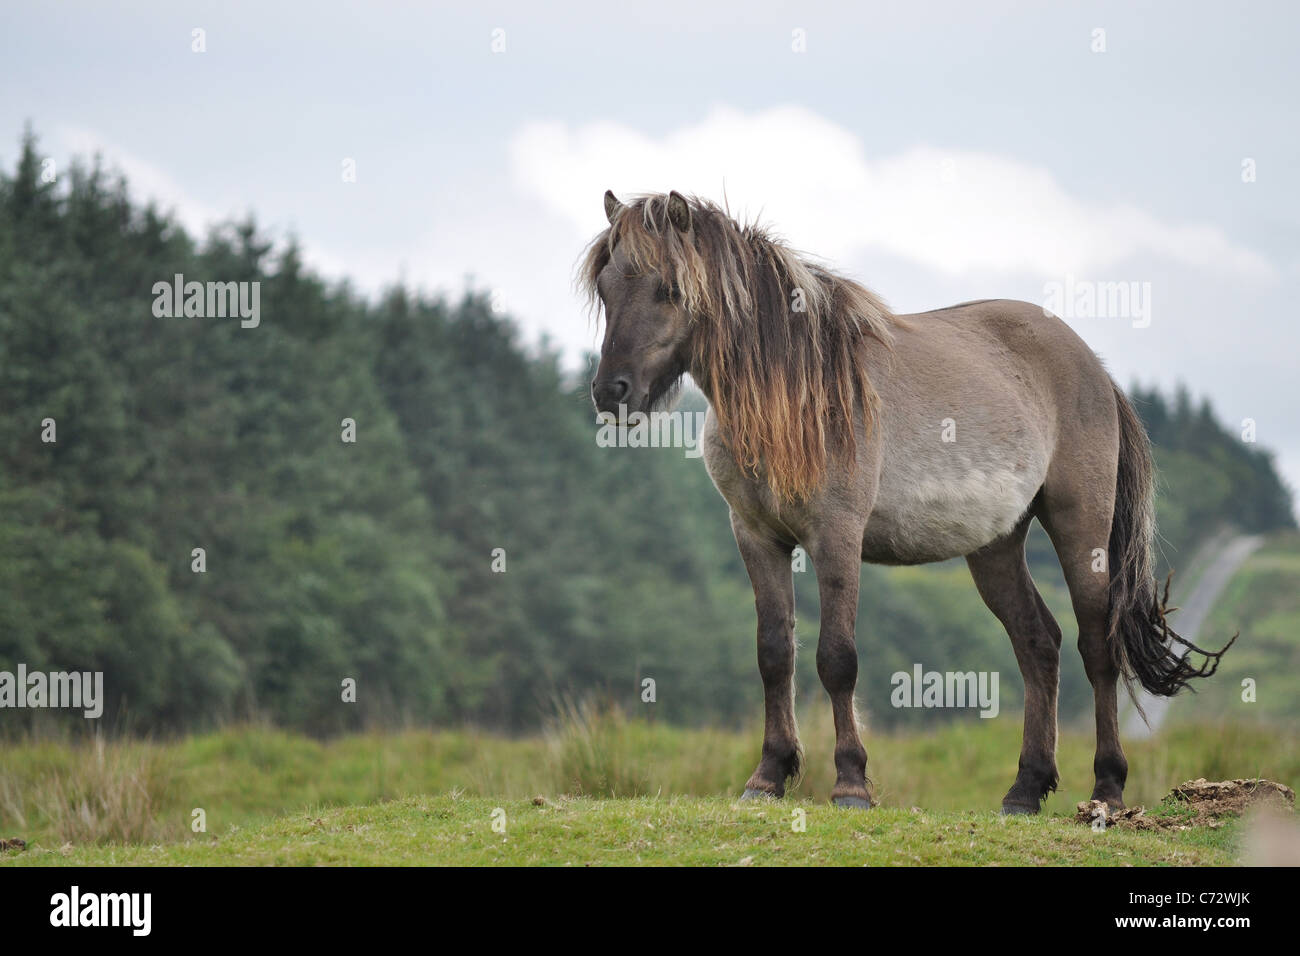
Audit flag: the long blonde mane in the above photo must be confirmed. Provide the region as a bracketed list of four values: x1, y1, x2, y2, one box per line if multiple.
[581, 193, 894, 501]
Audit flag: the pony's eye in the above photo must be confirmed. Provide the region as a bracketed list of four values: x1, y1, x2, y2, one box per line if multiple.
[655, 283, 681, 303]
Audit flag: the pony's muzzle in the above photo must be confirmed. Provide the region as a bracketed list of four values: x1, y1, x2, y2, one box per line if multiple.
[591, 376, 631, 414]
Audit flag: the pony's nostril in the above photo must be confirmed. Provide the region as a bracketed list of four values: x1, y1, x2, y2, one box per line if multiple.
[592, 376, 632, 410]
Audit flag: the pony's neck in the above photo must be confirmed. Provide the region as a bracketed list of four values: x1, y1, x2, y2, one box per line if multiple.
[686, 355, 717, 409]
[685, 335, 730, 418]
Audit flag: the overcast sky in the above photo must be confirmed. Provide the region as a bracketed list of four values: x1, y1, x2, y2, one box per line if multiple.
[3, 1, 1297, 507]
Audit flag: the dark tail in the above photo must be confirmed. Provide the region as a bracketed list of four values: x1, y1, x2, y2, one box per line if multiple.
[1108, 383, 1237, 706]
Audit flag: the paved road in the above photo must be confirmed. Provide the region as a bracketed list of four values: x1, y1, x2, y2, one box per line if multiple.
[1123, 534, 1265, 739]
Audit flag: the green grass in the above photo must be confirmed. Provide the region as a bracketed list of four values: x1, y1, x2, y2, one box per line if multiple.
[0, 795, 1242, 867]
[1, 707, 1293, 864]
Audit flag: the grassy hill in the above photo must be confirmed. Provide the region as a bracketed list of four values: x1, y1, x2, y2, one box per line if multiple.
[2, 712, 1293, 865]
[1168, 532, 1300, 727]
[1, 795, 1241, 867]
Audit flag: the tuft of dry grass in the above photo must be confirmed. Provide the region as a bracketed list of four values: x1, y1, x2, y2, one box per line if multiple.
[0, 737, 178, 845]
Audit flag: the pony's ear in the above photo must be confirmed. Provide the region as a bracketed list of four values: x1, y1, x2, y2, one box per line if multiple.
[666, 191, 692, 233]
[603, 190, 623, 224]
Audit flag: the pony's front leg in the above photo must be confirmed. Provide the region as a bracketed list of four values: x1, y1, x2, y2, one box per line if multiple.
[809, 533, 871, 808]
[732, 516, 800, 799]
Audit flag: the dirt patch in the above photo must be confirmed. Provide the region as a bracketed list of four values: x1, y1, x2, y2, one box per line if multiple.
[1075, 778, 1295, 831]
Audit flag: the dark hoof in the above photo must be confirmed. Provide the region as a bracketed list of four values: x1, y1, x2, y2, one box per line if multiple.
[1000, 803, 1039, 816]
[740, 788, 777, 801]
[833, 796, 872, 810]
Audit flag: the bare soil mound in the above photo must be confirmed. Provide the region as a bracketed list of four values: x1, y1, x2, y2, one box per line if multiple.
[1075, 777, 1294, 831]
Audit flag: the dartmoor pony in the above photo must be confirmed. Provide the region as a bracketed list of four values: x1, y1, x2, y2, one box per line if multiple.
[583, 191, 1232, 812]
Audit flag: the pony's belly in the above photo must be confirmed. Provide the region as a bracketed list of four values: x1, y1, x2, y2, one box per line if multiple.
[863, 464, 1043, 564]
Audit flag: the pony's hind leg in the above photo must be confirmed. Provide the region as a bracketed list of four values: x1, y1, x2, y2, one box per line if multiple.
[1038, 492, 1128, 809]
[966, 516, 1063, 814]
[732, 515, 801, 799]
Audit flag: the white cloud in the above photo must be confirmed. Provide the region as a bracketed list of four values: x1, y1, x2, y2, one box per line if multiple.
[510, 105, 1274, 280]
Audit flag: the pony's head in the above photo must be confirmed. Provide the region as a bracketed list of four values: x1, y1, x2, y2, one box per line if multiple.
[581, 190, 893, 500]
[584, 190, 698, 418]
